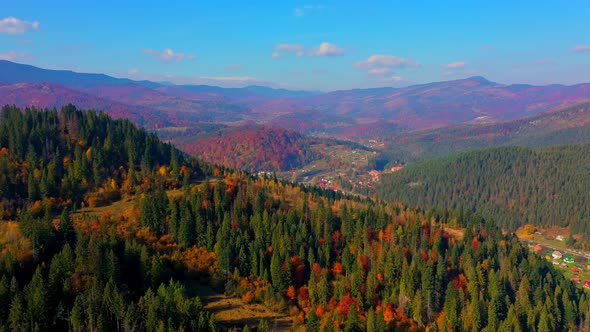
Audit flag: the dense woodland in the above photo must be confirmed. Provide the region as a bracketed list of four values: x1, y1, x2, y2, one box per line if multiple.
[176, 125, 318, 172]
[376, 145, 590, 241]
[0, 106, 589, 331]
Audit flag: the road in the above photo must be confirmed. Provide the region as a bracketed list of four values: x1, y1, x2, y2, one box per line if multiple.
[521, 238, 590, 260]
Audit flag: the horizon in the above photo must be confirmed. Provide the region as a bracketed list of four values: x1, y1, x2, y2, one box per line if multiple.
[4, 59, 589, 94]
[2, 1, 590, 90]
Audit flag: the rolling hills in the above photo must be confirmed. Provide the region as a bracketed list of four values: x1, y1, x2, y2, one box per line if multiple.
[380, 99, 590, 162]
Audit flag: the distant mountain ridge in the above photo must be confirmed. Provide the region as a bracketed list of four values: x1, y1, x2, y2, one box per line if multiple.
[379, 99, 590, 162]
[4, 60, 590, 171]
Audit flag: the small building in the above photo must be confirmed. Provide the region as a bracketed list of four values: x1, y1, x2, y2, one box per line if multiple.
[556, 235, 565, 241]
[584, 281, 590, 289]
[572, 267, 581, 273]
[390, 165, 405, 172]
[552, 251, 563, 260]
[572, 276, 581, 283]
[564, 256, 575, 264]
[533, 244, 543, 252]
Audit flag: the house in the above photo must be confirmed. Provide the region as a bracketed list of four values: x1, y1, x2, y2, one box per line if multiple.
[390, 165, 405, 172]
[584, 281, 590, 289]
[572, 276, 581, 283]
[552, 251, 563, 260]
[564, 256, 575, 264]
[369, 170, 381, 181]
[572, 267, 581, 273]
[533, 244, 543, 252]
[556, 235, 565, 241]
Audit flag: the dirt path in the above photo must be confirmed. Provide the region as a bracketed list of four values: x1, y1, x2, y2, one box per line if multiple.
[194, 284, 293, 331]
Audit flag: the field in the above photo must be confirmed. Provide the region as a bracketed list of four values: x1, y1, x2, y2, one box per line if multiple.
[193, 284, 292, 331]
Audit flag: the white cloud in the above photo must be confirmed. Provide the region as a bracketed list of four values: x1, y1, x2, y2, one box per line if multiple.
[127, 68, 141, 75]
[294, 8, 305, 17]
[0, 17, 39, 34]
[275, 44, 303, 51]
[311, 42, 344, 56]
[142, 48, 196, 62]
[0, 51, 32, 61]
[294, 5, 325, 17]
[444, 61, 468, 69]
[355, 54, 420, 70]
[571, 45, 590, 53]
[367, 67, 392, 75]
[274, 44, 305, 57]
[380, 76, 404, 83]
[355, 54, 419, 80]
[273, 42, 343, 58]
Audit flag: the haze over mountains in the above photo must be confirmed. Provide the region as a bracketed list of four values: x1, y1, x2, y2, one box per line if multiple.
[3, 60, 590, 133]
[3, 60, 590, 170]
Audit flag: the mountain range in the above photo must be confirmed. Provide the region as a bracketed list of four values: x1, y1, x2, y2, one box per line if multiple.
[3, 60, 590, 170]
[3, 60, 590, 132]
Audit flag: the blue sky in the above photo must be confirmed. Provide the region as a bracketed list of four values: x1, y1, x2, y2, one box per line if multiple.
[2, 1, 590, 90]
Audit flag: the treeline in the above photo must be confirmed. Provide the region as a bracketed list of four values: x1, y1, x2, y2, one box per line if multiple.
[377, 145, 590, 240]
[1, 107, 589, 331]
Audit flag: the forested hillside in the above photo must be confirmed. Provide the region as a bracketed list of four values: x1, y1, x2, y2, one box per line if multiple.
[177, 125, 318, 172]
[377, 145, 590, 239]
[0, 107, 588, 331]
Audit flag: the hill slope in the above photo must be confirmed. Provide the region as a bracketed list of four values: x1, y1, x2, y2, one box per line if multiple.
[377, 145, 590, 239]
[176, 125, 318, 171]
[380, 99, 590, 162]
[0, 59, 159, 88]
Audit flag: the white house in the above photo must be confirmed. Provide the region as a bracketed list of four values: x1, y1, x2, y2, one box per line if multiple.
[552, 251, 563, 260]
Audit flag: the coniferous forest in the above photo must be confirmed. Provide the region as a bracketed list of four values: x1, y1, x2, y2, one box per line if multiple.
[376, 145, 590, 241]
[0, 106, 589, 331]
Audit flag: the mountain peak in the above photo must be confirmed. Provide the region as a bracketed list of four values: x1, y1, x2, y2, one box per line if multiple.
[465, 76, 493, 84]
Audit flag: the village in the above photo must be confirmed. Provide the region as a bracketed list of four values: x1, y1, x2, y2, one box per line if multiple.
[520, 226, 590, 291]
[275, 138, 406, 194]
